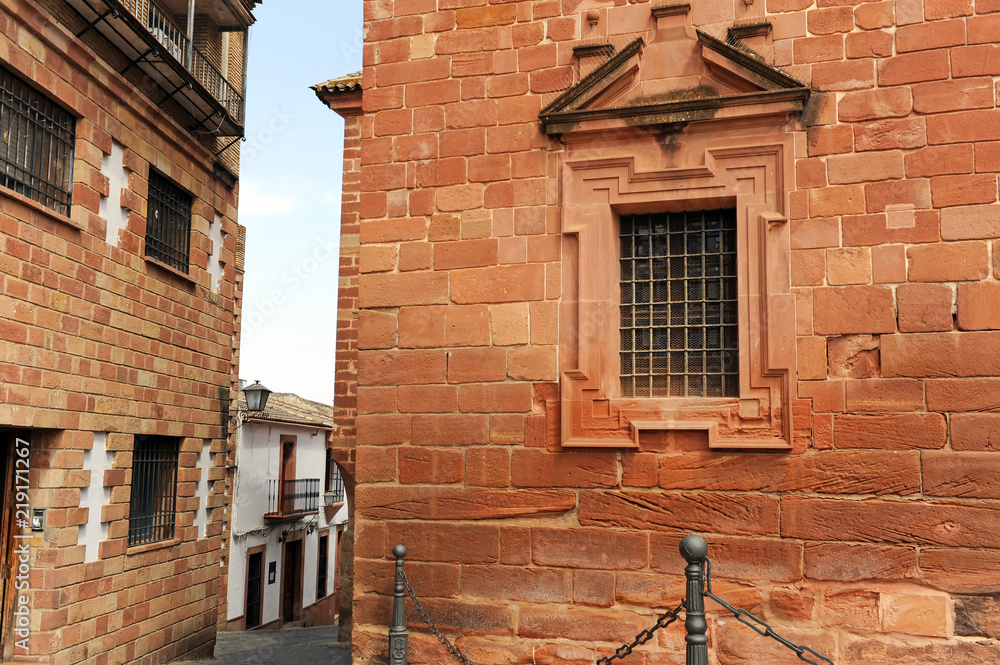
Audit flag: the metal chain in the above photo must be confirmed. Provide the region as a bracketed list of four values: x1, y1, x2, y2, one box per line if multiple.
[400, 569, 476, 665]
[704, 560, 834, 665]
[596, 601, 685, 665]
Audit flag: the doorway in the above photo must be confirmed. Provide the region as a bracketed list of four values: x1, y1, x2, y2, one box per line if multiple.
[281, 538, 302, 624]
[278, 436, 295, 514]
[245, 550, 263, 629]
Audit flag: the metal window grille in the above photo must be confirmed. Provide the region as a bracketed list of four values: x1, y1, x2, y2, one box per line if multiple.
[326, 451, 345, 503]
[146, 170, 192, 272]
[0, 64, 74, 215]
[620, 210, 739, 398]
[317, 534, 329, 599]
[128, 435, 179, 546]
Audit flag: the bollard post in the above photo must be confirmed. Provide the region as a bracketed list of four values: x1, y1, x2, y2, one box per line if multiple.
[680, 534, 709, 665]
[388, 544, 409, 665]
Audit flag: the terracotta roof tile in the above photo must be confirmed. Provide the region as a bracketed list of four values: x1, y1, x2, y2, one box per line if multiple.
[312, 71, 363, 94]
[239, 390, 335, 428]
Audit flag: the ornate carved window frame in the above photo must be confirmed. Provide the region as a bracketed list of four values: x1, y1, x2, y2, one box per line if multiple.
[558, 139, 796, 450]
[543, 6, 808, 450]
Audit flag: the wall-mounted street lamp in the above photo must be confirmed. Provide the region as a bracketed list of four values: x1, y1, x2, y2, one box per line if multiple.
[243, 380, 272, 414]
[231, 380, 273, 428]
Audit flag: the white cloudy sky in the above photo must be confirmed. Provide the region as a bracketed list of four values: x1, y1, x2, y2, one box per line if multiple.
[237, 1, 364, 403]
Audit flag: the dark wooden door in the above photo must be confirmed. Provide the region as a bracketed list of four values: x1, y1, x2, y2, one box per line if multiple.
[282, 539, 302, 623]
[245, 551, 263, 629]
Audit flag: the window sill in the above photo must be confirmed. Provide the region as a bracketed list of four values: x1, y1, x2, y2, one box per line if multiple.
[126, 537, 180, 556]
[144, 255, 196, 285]
[1, 187, 82, 230]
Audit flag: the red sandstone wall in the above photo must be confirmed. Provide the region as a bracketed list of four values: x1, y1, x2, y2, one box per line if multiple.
[0, 1, 243, 662]
[332, 99, 365, 644]
[349, 0, 1000, 663]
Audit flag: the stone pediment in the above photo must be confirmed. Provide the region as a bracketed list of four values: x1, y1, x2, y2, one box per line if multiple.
[539, 9, 809, 138]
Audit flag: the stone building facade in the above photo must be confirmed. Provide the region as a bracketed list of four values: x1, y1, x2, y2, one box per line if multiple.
[333, 0, 1000, 663]
[0, 0, 256, 662]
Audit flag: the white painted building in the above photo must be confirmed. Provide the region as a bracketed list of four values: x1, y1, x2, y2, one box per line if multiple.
[225, 388, 347, 630]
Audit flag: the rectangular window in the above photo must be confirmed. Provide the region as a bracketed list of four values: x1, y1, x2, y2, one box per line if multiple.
[0, 64, 74, 215]
[325, 450, 344, 503]
[128, 435, 179, 546]
[316, 534, 328, 599]
[146, 170, 192, 273]
[620, 210, 739, 398]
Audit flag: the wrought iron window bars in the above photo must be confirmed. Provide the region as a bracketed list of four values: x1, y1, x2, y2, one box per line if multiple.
[0, 65, 75, 215]
[620, 210, 740, 398]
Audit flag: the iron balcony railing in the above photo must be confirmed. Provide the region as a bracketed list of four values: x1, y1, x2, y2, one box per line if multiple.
[120, 0, 244, 123]
[266, 478, 321, 519]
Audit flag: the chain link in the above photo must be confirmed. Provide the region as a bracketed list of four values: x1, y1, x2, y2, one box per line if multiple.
[399, 556, 831, 665]
[596, 601, 685, 665]
[704, 560, 834, 665]
[400, 570, 476, 665]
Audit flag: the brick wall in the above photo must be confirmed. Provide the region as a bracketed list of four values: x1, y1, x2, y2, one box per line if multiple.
[317, 81, 364, 644]
[346, 0, 1000, 663]
[0, 0, 246, 662]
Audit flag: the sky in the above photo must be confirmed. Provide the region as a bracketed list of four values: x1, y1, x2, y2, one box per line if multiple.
[236, 1, 364, 404]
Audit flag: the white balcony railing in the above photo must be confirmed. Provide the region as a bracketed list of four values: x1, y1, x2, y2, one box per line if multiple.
[122, 0, 244, 123]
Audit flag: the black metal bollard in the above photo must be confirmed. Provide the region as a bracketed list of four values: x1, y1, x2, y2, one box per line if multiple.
[389, 544, 409, 665]
[680, 534, 709, 665]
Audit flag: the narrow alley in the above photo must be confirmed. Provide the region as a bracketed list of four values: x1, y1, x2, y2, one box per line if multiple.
[170, 626, 350, 665]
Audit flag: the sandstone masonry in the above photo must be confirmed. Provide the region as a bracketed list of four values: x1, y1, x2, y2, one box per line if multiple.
[330, 0, 1000, 663]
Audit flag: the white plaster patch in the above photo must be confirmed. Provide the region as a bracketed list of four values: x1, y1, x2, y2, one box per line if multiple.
[207, 212, 225, 294]
[194, 439, 212, 539]
[80, 433, 112, 563]
[100, 141, 129, 246]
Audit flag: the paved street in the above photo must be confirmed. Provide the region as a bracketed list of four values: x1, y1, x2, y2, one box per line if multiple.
[170, 625, 350, 665]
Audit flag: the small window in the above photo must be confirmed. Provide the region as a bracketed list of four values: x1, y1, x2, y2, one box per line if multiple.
[316, 534, 329, 599]
[146, 170, 192, 272]
[620, 210, 739, 398]
[128, 435, 179, 546]
[0, 64, 74, 215]
[325, 450, 345, 503]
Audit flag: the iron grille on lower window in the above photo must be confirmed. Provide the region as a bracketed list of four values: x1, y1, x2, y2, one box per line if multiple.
[0, 64, 74, 215]
[146, 170, 192, 272]
[317, 534, 329, 599]
[128, 435, 179, 546]
[620, 210, 739, 398]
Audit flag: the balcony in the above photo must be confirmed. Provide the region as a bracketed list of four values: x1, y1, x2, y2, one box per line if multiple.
[264, 478, 320, 523]
[66, 0, 251, 137]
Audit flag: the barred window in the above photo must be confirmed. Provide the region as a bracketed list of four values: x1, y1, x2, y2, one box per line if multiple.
[317, 533, 329, 599]
[128, 435, 179, 546]
[146, 170, 192, 272]
[325, 450, 345, 503]
[620, 210, 739, 398]
[0, 64, 74, 215]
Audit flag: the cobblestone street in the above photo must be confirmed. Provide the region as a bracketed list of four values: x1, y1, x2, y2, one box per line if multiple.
[170, 626, 350, 665]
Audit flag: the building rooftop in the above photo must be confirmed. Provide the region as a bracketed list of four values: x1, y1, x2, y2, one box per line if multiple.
[239, 389, 335, 429]
[312, 71, 363, 94]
